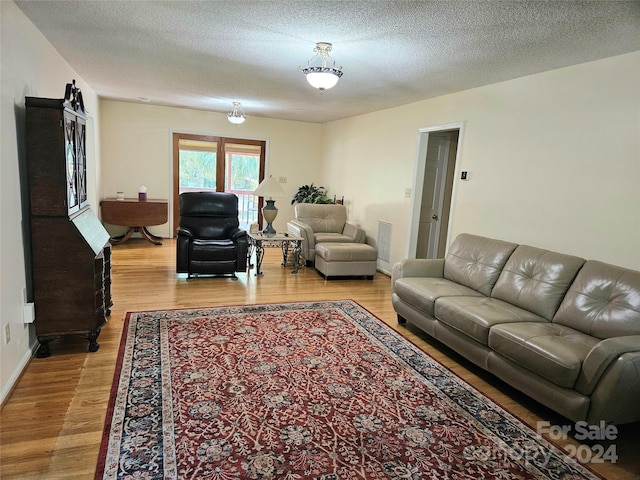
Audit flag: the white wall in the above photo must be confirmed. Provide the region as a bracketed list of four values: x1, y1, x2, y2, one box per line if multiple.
[100, 100, 323, 237]
[0, 1, 101, 401]
[322, 51, 640, 272]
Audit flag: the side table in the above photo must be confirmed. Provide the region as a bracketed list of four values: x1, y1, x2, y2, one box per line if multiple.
[100, 198, 168, 245]
[248, 232, 303, 275]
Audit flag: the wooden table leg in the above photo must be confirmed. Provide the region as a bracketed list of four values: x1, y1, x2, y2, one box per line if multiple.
[138, 226, 163, 245]
[109, 227, 134, 245]
[110, 226, 162, 245]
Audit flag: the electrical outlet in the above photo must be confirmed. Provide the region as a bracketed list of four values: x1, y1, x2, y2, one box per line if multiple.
[4, 323, 10, 344]
[404, 188, 412, 198]
[278, 176, 287, 184]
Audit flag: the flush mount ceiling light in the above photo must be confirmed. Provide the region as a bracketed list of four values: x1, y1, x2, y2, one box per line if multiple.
[300, 42, 343, 92]
[227, 102, 246, 124]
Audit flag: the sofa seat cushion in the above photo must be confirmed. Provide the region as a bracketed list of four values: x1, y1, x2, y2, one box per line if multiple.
[435, 296, 546, 345]
[489, 323, 599, 388]
[191, 239, 237, 261]
[394, 278, 482, 318]
[314, 232, 355, 244]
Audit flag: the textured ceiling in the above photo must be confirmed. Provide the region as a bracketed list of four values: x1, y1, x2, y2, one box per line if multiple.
[15, 1, 640, 123]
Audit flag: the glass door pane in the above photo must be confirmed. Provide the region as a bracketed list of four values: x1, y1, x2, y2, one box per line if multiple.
[178, 138, 218, 193]
[224, 143, 261, 229]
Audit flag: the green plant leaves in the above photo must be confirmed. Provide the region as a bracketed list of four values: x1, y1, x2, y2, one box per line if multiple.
[291, 183, 333, 204]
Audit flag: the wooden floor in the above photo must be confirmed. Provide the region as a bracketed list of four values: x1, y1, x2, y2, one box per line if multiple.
[1, 239, 638, 479]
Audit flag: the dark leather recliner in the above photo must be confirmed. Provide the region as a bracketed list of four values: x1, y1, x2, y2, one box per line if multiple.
[176, 192, 248, 277]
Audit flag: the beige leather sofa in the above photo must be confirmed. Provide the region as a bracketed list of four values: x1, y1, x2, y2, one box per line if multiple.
[392, 233, 640, 425]
[287, 203, 366, 265]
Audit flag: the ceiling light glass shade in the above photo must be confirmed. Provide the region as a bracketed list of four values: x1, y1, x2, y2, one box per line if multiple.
[304, 68, 342, 90]
[227, 101, 246, 124]
[301, 42, 343, 91]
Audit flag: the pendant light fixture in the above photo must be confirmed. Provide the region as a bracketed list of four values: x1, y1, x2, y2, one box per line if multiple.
[227, 102, 246, 124]
[300, 42, 343, 92]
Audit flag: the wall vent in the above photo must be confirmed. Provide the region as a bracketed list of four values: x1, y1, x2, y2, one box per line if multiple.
[377, 221, 392, 262]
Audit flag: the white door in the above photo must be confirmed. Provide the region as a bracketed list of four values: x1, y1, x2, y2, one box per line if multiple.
[416, 133, 450, 258]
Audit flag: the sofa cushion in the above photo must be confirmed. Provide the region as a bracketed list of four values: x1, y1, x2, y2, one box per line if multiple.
[489, 323, 599, 388]
[394, 278, 482, 318]
[191, 239, 237, 261]
[314, 232, 355, 244]
[491, 245, 585, 320]
[443, 234, 518, 296]
[294, 203, 347, 234]
[315, 243, 377, 262]
[435, 296, 546, 345]
[553, 260, 640, 339]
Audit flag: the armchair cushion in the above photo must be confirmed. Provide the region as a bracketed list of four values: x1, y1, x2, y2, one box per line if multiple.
[294, 203, 347, 233]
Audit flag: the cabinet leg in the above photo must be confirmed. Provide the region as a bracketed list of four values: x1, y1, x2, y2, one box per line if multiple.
[87, 331, 100, 352]
[36, 341, 51, 358]
[88, 338, 100, 352]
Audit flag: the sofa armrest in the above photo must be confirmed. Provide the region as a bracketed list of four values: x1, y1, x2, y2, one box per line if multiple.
[234, 231, 249, 271]
[391, 259, 445, 293]
[586, 352, 640, 425]
[576, 335, 640, 395]
[287, 220, 314, 260]
[230, 227, 247, 240]
[176, 233, 191, 273]
[176, 226, 194, 238]
[343, 223, 366, 243]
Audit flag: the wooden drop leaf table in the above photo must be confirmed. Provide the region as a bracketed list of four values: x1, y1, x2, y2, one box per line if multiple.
[100, 198, 168, 245]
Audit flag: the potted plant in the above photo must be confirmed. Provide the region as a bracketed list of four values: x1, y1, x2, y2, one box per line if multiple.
[291, 183, 334, 205]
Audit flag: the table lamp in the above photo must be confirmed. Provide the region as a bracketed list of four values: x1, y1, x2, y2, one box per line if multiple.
[253, 176, 286, 236]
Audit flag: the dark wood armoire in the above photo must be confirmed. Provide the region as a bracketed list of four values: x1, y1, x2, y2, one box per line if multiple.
[25, 96, 112, 358]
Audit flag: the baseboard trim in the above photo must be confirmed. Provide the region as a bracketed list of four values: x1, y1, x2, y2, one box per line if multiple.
[0, 341, 37, 406]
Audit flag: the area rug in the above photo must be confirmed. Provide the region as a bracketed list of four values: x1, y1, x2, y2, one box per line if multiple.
[96, 300, 600, 480]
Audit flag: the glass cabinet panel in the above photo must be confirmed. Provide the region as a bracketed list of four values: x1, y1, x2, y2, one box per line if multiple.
[76, 116, 88, 209]
[64, 113, 79, 214]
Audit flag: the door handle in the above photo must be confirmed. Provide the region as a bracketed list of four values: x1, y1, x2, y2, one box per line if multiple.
[432, 213, 439, 220]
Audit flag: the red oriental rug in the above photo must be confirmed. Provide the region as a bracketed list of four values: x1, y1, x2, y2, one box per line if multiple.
[96, 300, 601, 479]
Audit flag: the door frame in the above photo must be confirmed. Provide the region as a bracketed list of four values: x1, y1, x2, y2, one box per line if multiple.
[407, 122, 465, 258]
[171, 132, 267, 237]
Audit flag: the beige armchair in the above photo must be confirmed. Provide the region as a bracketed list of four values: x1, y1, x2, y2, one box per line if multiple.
[287, 203, 366, 265]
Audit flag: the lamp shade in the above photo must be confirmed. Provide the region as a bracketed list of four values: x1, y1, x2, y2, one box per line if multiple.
[253, 176, 286, 199]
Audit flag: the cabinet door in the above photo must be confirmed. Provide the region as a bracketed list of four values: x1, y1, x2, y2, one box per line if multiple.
[76, 115, 88, 210]
[64, 112, 80, 215]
